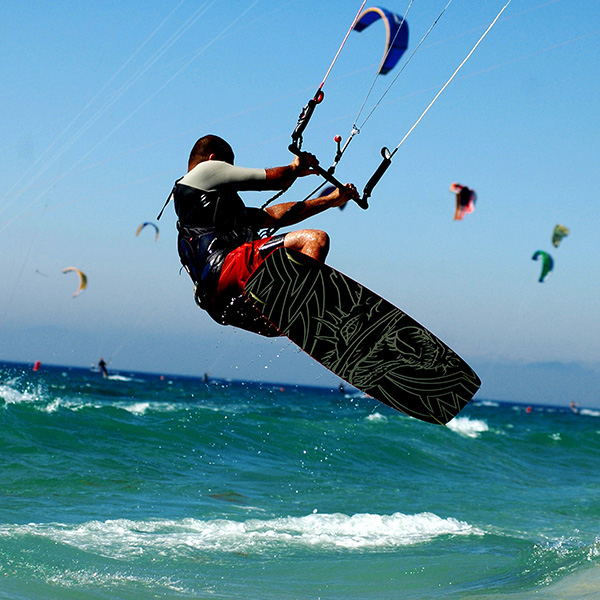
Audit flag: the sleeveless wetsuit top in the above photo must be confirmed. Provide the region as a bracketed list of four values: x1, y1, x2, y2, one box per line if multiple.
[171, 160, 285, 336]
[174, 183, 267, 307]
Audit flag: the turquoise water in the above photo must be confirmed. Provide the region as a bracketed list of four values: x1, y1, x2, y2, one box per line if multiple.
[1, 360, 600, 599]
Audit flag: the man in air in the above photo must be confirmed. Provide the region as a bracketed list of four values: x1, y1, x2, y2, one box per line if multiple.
[168, 134, 359, 336]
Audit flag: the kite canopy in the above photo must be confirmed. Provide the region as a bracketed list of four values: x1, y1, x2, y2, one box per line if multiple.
[532, 251, 553, 283]
[353, 7, 409, 75]
[62, 267, 87, 297]
[551, 224, 569, 248]
[450, 183, 476, 220]
[136, 221, 160, 241]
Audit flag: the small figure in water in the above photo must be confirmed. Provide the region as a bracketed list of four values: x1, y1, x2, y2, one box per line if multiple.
[98, 358, 108, 378]
[570, 401, 579, 414]
[167, 134, 359, 336]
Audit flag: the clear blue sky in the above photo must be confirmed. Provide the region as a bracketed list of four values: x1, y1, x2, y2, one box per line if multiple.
[1, 1, 598, 404]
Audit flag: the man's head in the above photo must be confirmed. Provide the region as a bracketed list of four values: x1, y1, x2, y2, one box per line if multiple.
[188, 135, 235, 171]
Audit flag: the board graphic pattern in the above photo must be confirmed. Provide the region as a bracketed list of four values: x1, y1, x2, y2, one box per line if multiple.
[244, 249, 480, 424]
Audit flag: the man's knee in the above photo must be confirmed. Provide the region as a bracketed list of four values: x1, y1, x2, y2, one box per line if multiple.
[285, 229, 330, 260]
[308, 229, 329, 252]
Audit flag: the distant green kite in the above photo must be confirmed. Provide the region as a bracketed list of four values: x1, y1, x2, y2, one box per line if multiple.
[532, 251, 553, 283]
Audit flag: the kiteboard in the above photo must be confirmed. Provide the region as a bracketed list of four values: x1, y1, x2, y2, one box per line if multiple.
[244, 248, 480, 425]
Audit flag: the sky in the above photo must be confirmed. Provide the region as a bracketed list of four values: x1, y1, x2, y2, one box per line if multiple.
[1, 0, 599, 405]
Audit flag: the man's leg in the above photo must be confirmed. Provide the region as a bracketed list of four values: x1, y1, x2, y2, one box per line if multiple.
[283, 229, 330, 261]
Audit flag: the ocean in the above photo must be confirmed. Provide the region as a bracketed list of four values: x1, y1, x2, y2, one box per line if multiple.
[1, 360, 600, 600]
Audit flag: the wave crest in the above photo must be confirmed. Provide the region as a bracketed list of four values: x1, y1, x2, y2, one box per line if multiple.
[0, 512, 480, 557]
[446, 416, 489, 438]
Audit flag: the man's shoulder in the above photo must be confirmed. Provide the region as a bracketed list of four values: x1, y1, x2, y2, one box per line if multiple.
[181, 161, 230, 190]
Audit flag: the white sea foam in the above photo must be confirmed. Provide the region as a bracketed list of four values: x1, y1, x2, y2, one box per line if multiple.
[0, 386, 188, 414]
[117, 401, 182, 415]
[365, 412, 388, 423]
[580, 409, 600, 418]
[43, 398, 66, 413]
[0, 382, 101, 413]
[477, 400, 500, 408]
[33, 396, 103, 413]
[446, 416, 489, 438]
[0, 383, 41, 406]
[107, 374, 142, 382]
[120, 401, 152, 415]
[0, 512, 480, 557]
[46, 568, 189, 594]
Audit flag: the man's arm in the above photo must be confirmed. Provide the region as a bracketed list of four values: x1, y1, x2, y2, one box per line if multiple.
[182, 152, 318, 192]
[261, 184, 359, 229]
[263, 152, 319, 189]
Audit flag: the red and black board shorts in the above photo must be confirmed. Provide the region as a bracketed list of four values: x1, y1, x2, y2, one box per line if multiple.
[216, 235, 285, 301]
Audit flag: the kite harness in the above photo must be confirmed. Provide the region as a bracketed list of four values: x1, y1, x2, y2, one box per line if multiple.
[170, 181, 282, 336]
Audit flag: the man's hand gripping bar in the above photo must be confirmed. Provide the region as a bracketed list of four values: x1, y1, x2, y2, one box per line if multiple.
[288, 144, 369, 210]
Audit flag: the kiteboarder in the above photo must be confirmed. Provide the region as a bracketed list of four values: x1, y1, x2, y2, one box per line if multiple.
[98, 358, 108, 378]
[167, 134, 359, 336]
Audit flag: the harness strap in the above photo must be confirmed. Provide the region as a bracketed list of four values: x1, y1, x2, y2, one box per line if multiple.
[157, 178, 182, 221]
